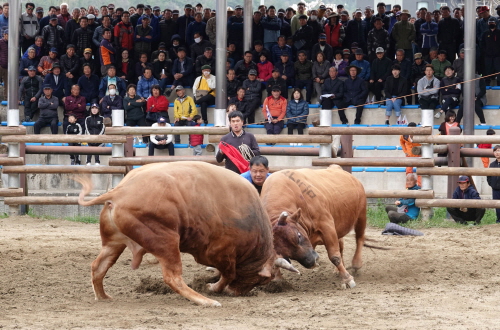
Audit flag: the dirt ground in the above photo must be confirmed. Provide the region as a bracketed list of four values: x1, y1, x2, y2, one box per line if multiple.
[2, 216, 500, 330]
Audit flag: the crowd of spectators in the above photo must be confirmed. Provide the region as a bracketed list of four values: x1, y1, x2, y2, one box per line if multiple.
[1, 1, 498, 140]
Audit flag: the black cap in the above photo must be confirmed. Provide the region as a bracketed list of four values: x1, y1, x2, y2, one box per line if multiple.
[458, 176, 470, 183]
[272, 85, 282, 92]
[50, 15, 58, 20]
[299, 14, 307, 20]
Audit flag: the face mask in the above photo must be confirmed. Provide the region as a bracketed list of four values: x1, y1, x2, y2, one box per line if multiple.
[489, 24, 496, 29]
[203, 71, 210, 76]
[310, 15, 317, 21]
[173, 41, 179, 46]
[109, 89, 116, 95]
[320, 41, 326, 46]
[194, 37, 201, 43]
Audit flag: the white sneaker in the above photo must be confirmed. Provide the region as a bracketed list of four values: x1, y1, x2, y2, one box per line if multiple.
[290, 143, 296, 146]
[479, 123, 487, 126]
[86, 163, 91, 166]
[434, 111, 442, 119]
[297, 143, 303, 146]
[95, 163, 100, 166]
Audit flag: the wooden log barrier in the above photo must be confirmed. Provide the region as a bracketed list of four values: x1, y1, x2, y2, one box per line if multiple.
[417, 167, 500, 176]
[2, 165, 126, 174]
[0, 157, 24, 165]
[0, 126, 27, 135]
[411, 145, 448, 155]
[259, 147, 320, 156]
[0, 188, 24, 197]
[108, 156, 221, 166]
[2, 135, 127, 144]
[308, 126, 433, 136]
[25, 146, 113, 155]
[268, 166, 328, 173]
[312, 157, 435, 167]
[105, 127, 229, 135]
[412, 146, 495, 157]
[4, 197, 103, 205]
[412, 135, 500, 144]
[415, 199, 500, 208]
[365, 190, 434, 199]
[208, 134, 332, 144]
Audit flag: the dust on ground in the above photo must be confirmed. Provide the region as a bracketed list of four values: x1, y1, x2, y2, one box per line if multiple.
[1, 216, 500, 330]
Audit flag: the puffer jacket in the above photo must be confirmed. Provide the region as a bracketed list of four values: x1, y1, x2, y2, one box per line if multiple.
[19, 75, 43, 100]
[367, 28, 390, 55]
[294, 60, 313, 81]
[59, 54, 80, 76]
[188, 121, 203, 146]
[100, 95, 123, 118]
[173, 95, 197, 120]
[41, 24, 64, 50]
[71, 27, 93, 56]
[134, 25, 153, 55]
[123, 95, 145, 121]
[114, 21, 134, 50]
[286, 99, 309, 124]
[0, 38, 8, 68]
[312, 60, 331, 80]
[136, 75, 159, 99]
[398, 185, 421, 219]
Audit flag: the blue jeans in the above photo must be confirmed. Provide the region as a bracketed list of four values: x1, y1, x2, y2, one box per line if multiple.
[385, 97, 403, 117]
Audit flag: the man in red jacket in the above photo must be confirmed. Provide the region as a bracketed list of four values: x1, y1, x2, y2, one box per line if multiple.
[262, 86, 287, 141]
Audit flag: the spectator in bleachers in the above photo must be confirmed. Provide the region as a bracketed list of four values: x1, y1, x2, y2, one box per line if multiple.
[186, 12, 207, 48]
[153, 51, 173, 91]
[35, 84, 59, 134]
[274, 52, 295, 87]
[414, 8, 427, 55]
[453, 48, 465, 81]
[420, 11, 438, 58]
[411, 53, 427, 93]
[251, 41, 271, 64]
[228, 87, 251, 122]
[226, 69, 240, 100]
[342, 65, 368, 125]
[137, 67, 158, 100]
[262, 86, 287, 139]
[63, 84, 87, 133]
[312, 52, 330, 103]
[435, 66, 462, 119]
[123, 84, 147, 129]
[242, 69, 262, 124]
[226, 103, 237, 126]
[65, 114, 82, 165]
[134, 52, 152, 79]
[168, 34, 182, 62]
[173, 85, 197, 144]
[394, 49, 412, 104]
[99, 28, 115, 76]
[290, 2, 306, 35]
[169, 47, 194, 94]
[194, 47, 215, 77]
[85, 103, 105, 165]
[261, 6, 282, 52]
[437, 6, 462, 63]
[371, 2, 391, 32]
[384, 64, 408, 125]
[350, 49, 370, 82]
[311, 33, 333, 63]
[41, 15, 65, 54]
[424, 47, 438, 64]
[271, 35, 293, 66]
[478, 129, 495, 168]
[431, 50, 451, 80]
[77, 63, 99, 105]
[324, 13, 346, 54]
[307, 9, 322, 43]
[160, 11, 178, 49]
[277, 9, 292, 39]
[98, 66, 126, 99]
[253, 10, 265, 44]
[22, 36, 44, 61]
[332, 50, 348, 80]
[57, 3, 71, 29]
[227, 5, 243, 50]
[19, 66, 43, 122]
[257, 53, 273, 88]
[65, 8, 81, 45]
[417, 64, 440, 110]
[286, 88, 309, 142]
[367, 17, 390, 62]
[322, 67, 346, 123]
[21, 3, 39, 54]
[93, 15, 113, 49]
[79, 48, 98, 77]
[292, 15, 314, 56]
[130, 4, 144, 27]
[134, 16, 153, 61]
[456, 73, 487, 125]
[344, 9, 367, 53]
[391, 9, 415, 61]
[476, 6, 497, 46]
[267, 68, 288, 99]
[113, 11, 134, 56]
[339, 11, 349, 26]
[43, 63, 67, 103]
[60, 44, 80, 94]
[294, 50, 313, 103]
[190, 31, 211, 61]
[234, 51, 258, 83]
[148, 116, 175, 156]
[39, 6, 56, 33]
[189, 115, 204, 156]
[369, 47, 392, 101]
[438, 110, 461, 141]
[19, 48, 39, 77]
[481, 17, 500, 86]
[100, 83, 122, 125]
[193, 65, 216, 125]
[72, 16, 93, 57]
[146, 84, 169, 124]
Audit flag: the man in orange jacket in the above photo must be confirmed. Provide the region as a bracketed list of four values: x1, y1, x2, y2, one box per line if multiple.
[400, 122, 422, 186]
[262, 86, 287, 144]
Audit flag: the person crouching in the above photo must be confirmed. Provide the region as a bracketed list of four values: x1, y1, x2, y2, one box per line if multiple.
[385, 173, 421, 224]
[447, 176, 485, 225]
[149, 116, 174, 156]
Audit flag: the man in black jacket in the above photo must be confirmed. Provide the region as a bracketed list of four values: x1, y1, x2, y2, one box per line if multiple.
[266, 68, 288, 98]
[481, 17, 500, 86]
[321, 66, 346, 124]
[437, 6, 462, 63]
[342, 65, 368, 124]
[369, 47, 392, 101]
[60, 44, 80, 95]
[487, 146, 500, 223]
[292, 15, 314, 57]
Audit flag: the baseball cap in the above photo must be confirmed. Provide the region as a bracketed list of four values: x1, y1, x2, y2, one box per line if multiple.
[272, 85, 281, 92]
[355, 49, 364, 55]
[460, 48, 465, 53]
[376, 47, 385, 53]
[87, 14, 96, 19]
[52, 63, 61, 69]
[108, 4, 115, 9]
[90, 103, 99, 109]
[185, 4, 192, 9]
[36, 7, 43, 13]
[272, 68, 280, 73]
[458, 176, 470, 183]
[319, 33, 326, 39]
[175, 85, 184, 91]
[153, 6, 160, 11]
[341, 10, 348, 15]
[201, 65, 211, 70]
[84, 48, 92, 54]
[50, 47, 58, 53]
[489, 16, 497, 22]
[43, 84, 52, 89]
[248, 69, 257, 75]
[27, 66, 37, 71]
[66, 44, 75, 50]
[342, 49, 350, 55]
[414, 53, 423, 59]
[351, 42, 359, 48]
[50, 15, 58, 20]
[319, 5, 326, 10]
[235, 5, 243, 10]
[157, 117, 167, 124]
[172, 10, 179, 14]
[355, 8, 362, 13]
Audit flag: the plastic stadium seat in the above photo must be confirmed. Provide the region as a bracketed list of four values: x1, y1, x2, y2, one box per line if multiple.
[246, 124, 264, 128]
[1, 101, 6, 106]
[308, 104, 320, 108]
[386, 167, 407, 172]
[365, 104, 380, 109]
[351, 167, 365, 172]
[356, 146, 376, 150]
[475, 125, 492, 129]
[365, 167, 386, 172]
[401, 105, 419, 109]
[377, 146, 398, 150]
[490, 86, 500, 90]
[483, 105, 500, 109]
[174, 144, 189, 148]
[486, 86, 492, 90]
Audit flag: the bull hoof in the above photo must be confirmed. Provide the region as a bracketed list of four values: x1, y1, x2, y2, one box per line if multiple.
[95, 294, 113, 301]
[204, 300, 222, 307]
[205, 266, 217, 272]
[340, 279, 356, 290]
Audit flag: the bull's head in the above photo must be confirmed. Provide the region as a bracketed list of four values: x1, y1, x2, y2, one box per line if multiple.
[272, 210, 319, 269]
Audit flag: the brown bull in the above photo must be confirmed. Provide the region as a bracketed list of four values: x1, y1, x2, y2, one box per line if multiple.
[261, 165, 368, 288]
[76, 162, 297, 307]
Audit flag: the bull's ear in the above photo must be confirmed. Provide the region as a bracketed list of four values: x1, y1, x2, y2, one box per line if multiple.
[258, 264, 273, 278]
[291, 208, 302, 221]
[277, 211, 288, 226]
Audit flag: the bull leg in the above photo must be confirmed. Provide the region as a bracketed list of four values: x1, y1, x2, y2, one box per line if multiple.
[321, 224, 356, 289]
[351, 211, 367, 272]
[91, 243, 127, 300]
[207, 262, 236, 294]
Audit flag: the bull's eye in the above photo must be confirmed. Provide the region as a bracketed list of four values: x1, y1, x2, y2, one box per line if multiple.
[297, 232, 302, 243]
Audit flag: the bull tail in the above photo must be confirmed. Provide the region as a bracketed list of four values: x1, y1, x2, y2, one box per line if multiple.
[73, 175, 114, 206]
[363, 237, 390, 250]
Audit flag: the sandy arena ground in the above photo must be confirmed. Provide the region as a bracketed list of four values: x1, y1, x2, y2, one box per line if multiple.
[1, 215, 500, 330]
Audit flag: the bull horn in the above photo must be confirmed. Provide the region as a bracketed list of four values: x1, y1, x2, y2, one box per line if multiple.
[275, 258, 300, 274]
[277, 212, 288, 226]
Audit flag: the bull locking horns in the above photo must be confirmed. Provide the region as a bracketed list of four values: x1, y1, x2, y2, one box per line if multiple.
[278, 212, 288, 226]
[275, 258, 300, 274]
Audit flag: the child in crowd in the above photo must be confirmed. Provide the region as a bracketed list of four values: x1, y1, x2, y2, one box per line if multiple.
[65, 114, 82, 165]
[478, 129, 495, 168]
[189, 115, 204, 156]
[85, 104, 105, 166]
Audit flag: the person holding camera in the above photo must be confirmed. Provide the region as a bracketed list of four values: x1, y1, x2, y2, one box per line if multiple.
[148, 116, 174, 156]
